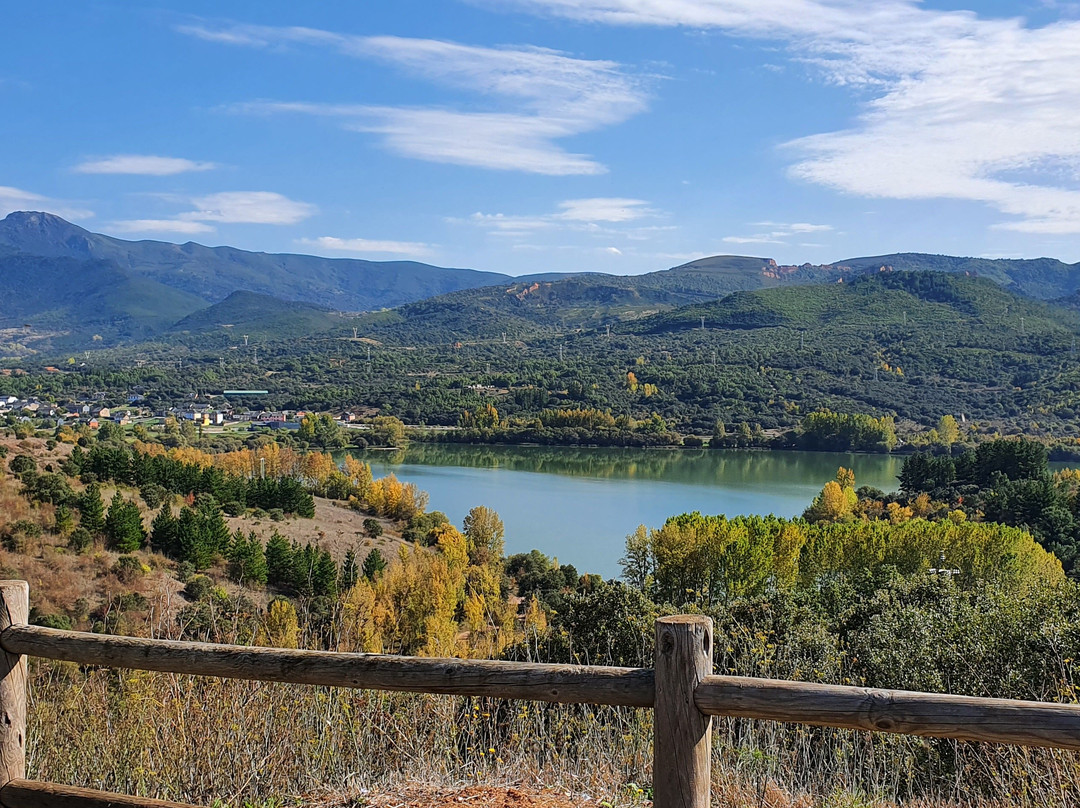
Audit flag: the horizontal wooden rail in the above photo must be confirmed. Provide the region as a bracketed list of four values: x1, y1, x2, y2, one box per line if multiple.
[1, 779, 200, 808]
[696, 675, 1080, 750]
[0, 625, 654, 708]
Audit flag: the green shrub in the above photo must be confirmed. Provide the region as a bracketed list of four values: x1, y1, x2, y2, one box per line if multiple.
[184, 575, 214, 601]
[9, 454, 35, 475]
[3, 519, 42, 552]
[139, 483, 167, 510]
[111, 555, 145, 584]
[32, 613, 73, 630]
[67, 527, 93, 553]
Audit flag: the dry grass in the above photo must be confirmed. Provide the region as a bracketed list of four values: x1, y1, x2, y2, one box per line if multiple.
[224, 499, 408, 567]
[23, 658, 1080, 808]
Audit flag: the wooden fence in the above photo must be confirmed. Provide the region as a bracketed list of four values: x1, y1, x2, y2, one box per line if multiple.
[3, 580, 1080, 808]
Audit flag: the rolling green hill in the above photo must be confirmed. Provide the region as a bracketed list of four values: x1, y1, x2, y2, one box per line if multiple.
[348, 257, 850, 343]
[170, 291, 357, 342]
[627, 270, 1079, 335]
[0, 253, 208, 350]
[824, 253, 1080, 299]
[345, 253, 1080, 345]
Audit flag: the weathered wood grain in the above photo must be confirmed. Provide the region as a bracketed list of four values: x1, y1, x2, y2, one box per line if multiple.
[653, 615, 713, 808]
[0, 583, 27, 789]
[0, 779, 200, 808]
[695, 675, 1080, 750]
[0, 625, 655, 707]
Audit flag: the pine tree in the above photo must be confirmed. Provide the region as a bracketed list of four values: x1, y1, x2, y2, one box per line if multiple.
[362, 548, 388, 581]
[294, 543, 317, 596]
[228, 530, 268, 587]
[151, 504, 178, 557]
[246, 533, 268, 587]
[227, 528, 246, 564]
[340, 549, 359, 591]
[297, 490, 316, 519]
[67, 444, 85, 473]
[265, 531, 294, 589]
[176, 507, 213, 569]
[313, 549, 338, 598]
[200, 498, 232, 555]
[105, 493, 146, 553]
[78, 483, 105, 535]
[53, 503, 74, 537]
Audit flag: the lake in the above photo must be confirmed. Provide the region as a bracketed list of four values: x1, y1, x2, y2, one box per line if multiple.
[355, 444, 906, 578]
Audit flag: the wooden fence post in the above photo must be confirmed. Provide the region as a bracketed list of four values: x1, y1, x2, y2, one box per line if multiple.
[0, 581, 28, 789]
[653, 615, 713, 808]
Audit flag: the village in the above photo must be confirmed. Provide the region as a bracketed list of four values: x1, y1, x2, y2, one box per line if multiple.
[0, 392, 375, 435]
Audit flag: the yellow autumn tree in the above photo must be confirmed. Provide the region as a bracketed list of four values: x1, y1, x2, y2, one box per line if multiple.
[340, 580, 383, 652]
[804, 481, 852, 523]
[257, 598, 299, 649]
[343, 455, 373, 499]
[463, 505, 505, 566]
[803, 468, 858, 523]
[300, 451, 335, 485]
[937, 414, 960, 446]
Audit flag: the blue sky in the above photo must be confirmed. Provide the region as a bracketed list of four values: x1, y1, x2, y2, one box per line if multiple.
[3, 0, 1080, 275]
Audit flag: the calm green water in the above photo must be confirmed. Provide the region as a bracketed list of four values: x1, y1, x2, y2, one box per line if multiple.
[355, 444, 906, 578]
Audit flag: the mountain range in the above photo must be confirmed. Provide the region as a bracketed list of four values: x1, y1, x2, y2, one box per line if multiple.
[3, 210, 1080, 353]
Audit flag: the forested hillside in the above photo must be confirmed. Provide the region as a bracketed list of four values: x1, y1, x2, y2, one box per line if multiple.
[12, 270, 1077, 440]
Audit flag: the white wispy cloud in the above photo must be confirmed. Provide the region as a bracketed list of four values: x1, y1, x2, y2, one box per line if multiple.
[0, 185, 93, 220]
[751, 221, 833, 233]
[73, 155, 217, 176]
[180, 191, 316, 225]
[725, 221, 833, 245]
[105, 219, 216, 235]
[184, 23, 648, 174]
[496, 0, 1080, 234]
[458, 197, 658, 237]
[722, 235, 787, 245]
[107, 191, 317, 234]
[556, 197, 654, 221]
[295, 236, 434, 258]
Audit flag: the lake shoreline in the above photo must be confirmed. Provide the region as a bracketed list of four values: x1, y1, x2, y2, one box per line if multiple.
[352, 444, 908, 577]
[407, 432, 919, 456]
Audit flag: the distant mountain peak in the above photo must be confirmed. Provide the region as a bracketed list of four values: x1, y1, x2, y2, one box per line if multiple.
[1, 210, 90, 233]
[0, 210, 97, 258]
[0, 212, 514, 334]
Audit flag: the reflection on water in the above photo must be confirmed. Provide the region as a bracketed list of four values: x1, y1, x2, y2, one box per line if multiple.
[349, 444, 905, 578]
